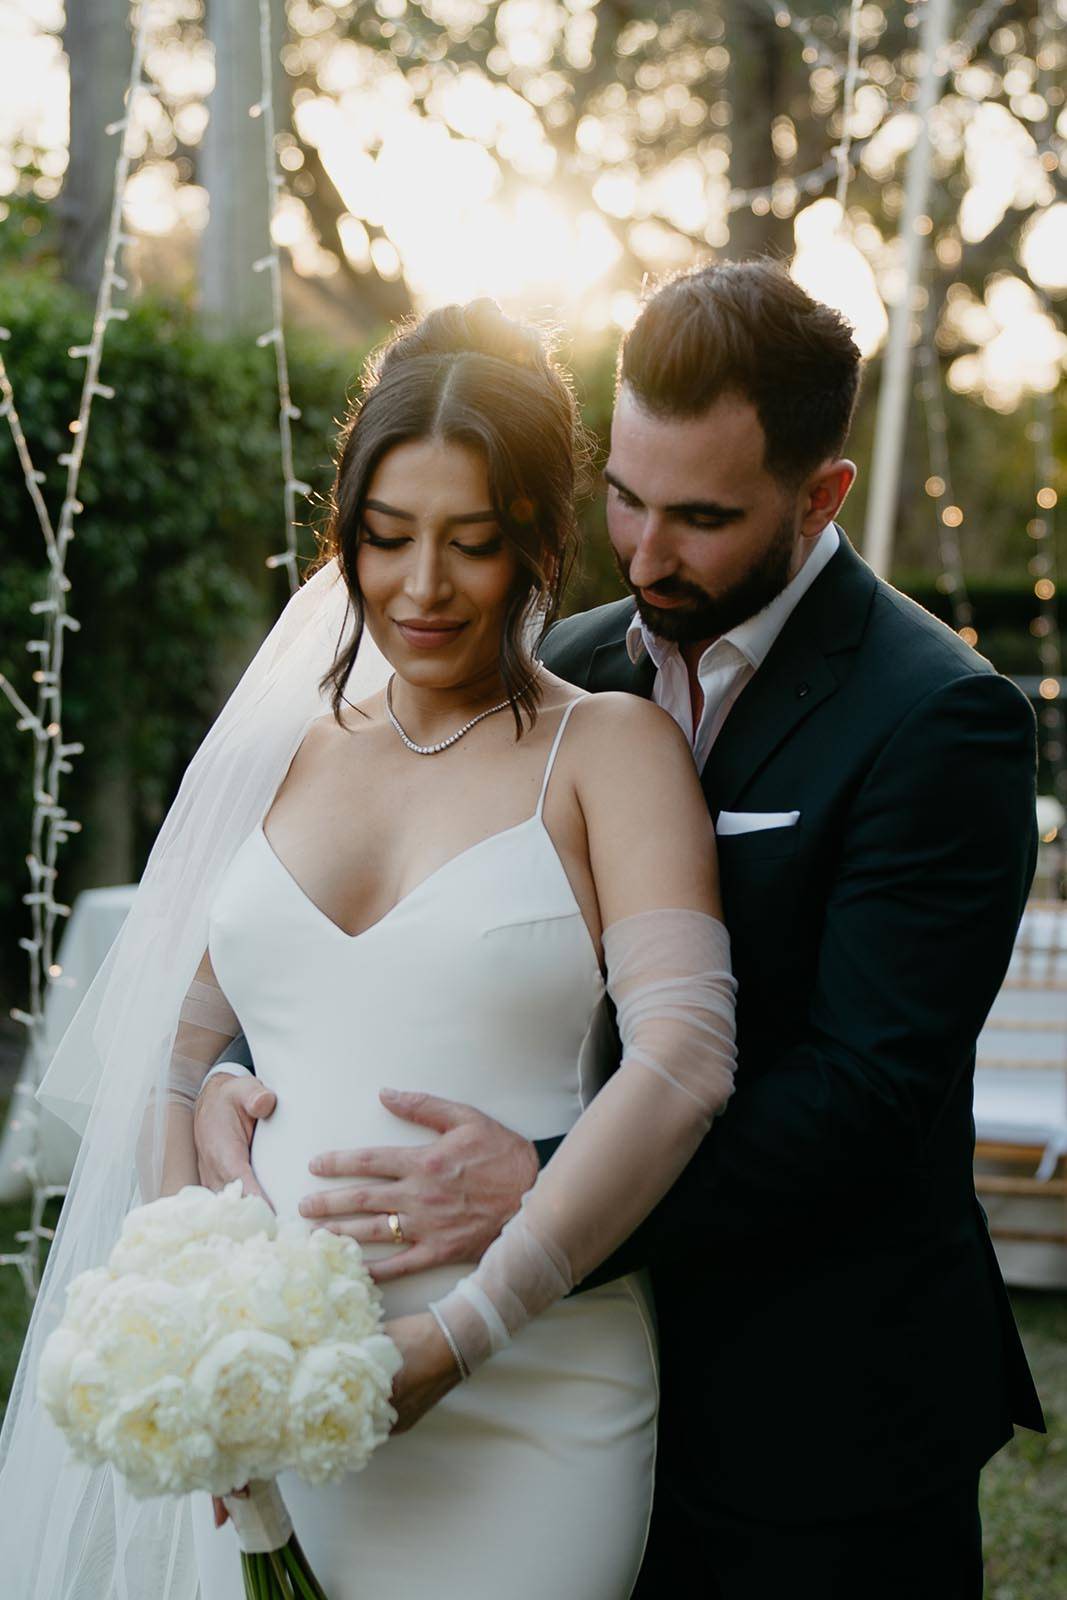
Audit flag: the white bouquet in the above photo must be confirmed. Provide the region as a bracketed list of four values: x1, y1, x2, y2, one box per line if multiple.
[38, 1180, 402, 1600]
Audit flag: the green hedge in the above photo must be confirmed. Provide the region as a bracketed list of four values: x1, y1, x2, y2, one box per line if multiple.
[0, 273, 369, 1005]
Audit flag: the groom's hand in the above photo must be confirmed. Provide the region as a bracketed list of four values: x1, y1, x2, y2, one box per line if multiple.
[299, 1089, 539, 1283]
[193, 1073, 277, 1207]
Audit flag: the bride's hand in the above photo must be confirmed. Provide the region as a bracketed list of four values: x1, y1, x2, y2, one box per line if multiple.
[211, 1483, 249, 1529]
[385, 1312, 464, 1434]
[194, 1073, 277, 1205]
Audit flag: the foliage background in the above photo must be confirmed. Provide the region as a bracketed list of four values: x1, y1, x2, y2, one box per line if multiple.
[1, 252, 1063, 1007]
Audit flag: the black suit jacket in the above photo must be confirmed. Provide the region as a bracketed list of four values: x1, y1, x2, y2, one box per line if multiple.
[535, 529, 1044, 1523]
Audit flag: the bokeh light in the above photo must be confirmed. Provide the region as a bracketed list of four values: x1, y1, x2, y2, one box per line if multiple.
[789, 199, 888, 357]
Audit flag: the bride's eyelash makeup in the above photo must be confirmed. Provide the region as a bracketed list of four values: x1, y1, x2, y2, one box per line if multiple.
[361, 529, 505, 558]
[460, 537, 505, 557]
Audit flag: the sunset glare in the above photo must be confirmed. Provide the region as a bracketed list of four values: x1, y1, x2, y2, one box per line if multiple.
[1, 0, 1065, 406]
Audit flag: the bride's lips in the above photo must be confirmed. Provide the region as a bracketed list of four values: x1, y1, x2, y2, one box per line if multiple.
[394, 618, 469, 649]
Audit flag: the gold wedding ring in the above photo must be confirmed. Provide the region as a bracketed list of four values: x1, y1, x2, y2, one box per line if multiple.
[387, 1212, 405, 1245]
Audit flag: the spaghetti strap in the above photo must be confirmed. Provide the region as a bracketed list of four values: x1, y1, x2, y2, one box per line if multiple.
[535, 697, 586, 818]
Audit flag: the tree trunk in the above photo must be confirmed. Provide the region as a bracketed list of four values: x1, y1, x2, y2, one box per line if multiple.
[58, 0, 131, 292]
[725, 0, 793, 261]
[199, 0, 288, 334]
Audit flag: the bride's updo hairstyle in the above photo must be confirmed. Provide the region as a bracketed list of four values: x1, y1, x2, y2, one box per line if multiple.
[313, 299, 586, 737]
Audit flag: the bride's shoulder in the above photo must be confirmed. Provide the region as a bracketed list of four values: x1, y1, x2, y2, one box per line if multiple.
[297, 705, 380, 765]
[562, 691, 710, 867]
[564, 689, 690, 759]
[307, 701, 381, 739]
[554, 689, 697, 814]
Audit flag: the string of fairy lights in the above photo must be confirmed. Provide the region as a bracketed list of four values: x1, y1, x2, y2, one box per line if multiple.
[253, 0, 308, 595]
[902, 0, 1023, 656]
[912, 0, 1063, 848]
[1030, 387, 1063, 793]
[728, 0, 866, 218]
[1, 0, 1063, 1308]
[0, 0, 156, 1299]
[0, 0, 308, 1299]
[766, 0, 865, 79]
[1028, 0, 1066, 862]
[727, 0, 1007, 220]
[916, 326, 977, 647]
[833, 0, 865, 211]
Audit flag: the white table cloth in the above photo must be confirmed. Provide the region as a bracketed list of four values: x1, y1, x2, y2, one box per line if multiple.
[0, 885, 136, 1200]
[973, 898, 1067, 1288]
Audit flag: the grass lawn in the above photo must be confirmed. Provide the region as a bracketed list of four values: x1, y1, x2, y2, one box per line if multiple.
[1, 1188, 1064, 1595]
[981, 1289, 1067, 1599]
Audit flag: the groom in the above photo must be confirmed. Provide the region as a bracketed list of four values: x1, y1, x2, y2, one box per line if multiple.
[196, 260, 1043, 1596]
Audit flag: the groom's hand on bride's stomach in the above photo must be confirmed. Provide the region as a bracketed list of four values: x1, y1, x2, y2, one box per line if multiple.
[300, 1088, 539, 1283]
[193, 1072, 277, 1207]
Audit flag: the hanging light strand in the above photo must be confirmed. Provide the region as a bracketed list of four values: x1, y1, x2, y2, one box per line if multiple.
[731, 0, 1013, 220]
[946, 0, 1012, 69]
[1028, 386, 1066, 891]
[0, 0, 158, 1300]
[765, 2, 861, 80]
[1027, 0, 1066, 866]
[916, 321, 976, 643]
[0, 338, 58, 569]
[834, 0, 866, 212]
[1029, 390, 1062, 742]
[253, 0, 307, 594]
[728, 0, 866, 220]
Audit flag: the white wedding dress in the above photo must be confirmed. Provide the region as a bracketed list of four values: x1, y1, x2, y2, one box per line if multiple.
[190, 699, 659, 1599]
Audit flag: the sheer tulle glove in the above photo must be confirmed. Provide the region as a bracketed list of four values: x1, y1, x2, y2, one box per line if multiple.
[428, 908, 737, 1376]
[165, 968, 240, 1109]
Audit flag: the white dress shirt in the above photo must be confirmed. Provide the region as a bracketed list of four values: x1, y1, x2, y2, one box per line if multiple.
[625, 522, 840, 771]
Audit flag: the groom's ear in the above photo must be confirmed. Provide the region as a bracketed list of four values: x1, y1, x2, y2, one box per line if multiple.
[798, 458, 856, 541]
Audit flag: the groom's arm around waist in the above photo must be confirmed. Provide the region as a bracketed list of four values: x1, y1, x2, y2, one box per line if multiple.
[557, 670, 1038, 1288]
[200, 1030, 256, 1089]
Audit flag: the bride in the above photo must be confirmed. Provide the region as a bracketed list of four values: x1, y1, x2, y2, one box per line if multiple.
[0, 301, 736, 1600]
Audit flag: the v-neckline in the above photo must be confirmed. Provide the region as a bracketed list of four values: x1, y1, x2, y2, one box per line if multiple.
[256, 813, 546, 944]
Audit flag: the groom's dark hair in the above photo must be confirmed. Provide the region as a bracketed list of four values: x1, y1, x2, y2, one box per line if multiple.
[619, 258, 862, 486]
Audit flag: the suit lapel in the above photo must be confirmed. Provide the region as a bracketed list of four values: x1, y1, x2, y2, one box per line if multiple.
[587, 623, 657, 698]
[702, 644, 837, 813]
[701, 533, 877, 813]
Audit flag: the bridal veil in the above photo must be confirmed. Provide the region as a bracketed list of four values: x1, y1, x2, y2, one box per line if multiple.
[0, 557, 390, 1597]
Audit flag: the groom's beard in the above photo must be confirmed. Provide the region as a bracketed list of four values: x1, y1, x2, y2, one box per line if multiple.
[615, 512, 796, 646]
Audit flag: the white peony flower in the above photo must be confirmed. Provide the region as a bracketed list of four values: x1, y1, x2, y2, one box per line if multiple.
[203, 1248, 294, 1345]
[95, 1376, 217, 1497]
[267, 1231, 336, 1349]
[92, 1275, 204, 1386]
[324, 1275, 381, 1342]
[111, 1181, 275, 1275]
[36, 1327, 85, 1427]
[305, 1228, 385, 1340]
[285, 1339, 401, 1483]
[63, 1266, 116, 1338]
[62, 1347, 113, 1461]
[151, 1234, 238, 1291]
[190, 1329, 296, 1455]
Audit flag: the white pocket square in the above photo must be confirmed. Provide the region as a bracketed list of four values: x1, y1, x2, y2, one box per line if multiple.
[716, 810, 800, 836]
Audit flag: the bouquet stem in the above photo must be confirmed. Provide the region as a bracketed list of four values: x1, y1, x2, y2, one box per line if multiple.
[225, 1481, 330, 1600]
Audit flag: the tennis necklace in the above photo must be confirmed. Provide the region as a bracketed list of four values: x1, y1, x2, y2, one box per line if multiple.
[385, 673, 526, 755]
